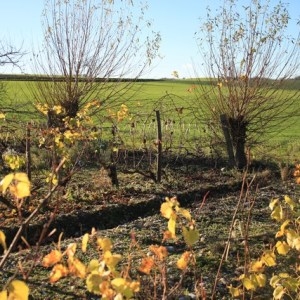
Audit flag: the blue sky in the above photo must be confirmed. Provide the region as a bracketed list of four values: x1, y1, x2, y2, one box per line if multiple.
[1, 0, 300, 78]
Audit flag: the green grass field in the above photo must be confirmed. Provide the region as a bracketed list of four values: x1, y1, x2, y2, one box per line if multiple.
[2, 78, 300, 162]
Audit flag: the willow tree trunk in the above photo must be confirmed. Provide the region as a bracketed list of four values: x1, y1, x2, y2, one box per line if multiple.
[220, 114, 235, 168]
[228, 116, 248, 170]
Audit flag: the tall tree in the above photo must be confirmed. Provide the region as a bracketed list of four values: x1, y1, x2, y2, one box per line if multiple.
[30, 0, 161, 128]
[193, 0, 300, 169]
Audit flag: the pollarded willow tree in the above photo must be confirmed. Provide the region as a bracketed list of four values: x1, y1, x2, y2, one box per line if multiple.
[193, 0, 300, 169]
[30, 0, 161, 129]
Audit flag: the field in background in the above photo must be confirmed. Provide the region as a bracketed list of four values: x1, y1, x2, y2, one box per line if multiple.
[2, 78, 300, 163]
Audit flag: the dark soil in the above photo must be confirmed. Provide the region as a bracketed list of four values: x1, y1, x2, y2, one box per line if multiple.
[0, 155, 298, 299]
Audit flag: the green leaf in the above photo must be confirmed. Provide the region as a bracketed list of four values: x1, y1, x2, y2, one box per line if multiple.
[283, 277, 299, 292]
[182, 226, 199, 246]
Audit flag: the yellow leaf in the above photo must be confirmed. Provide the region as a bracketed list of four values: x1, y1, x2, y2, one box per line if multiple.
[182, 226, 199, 246]
[162, 230, 174, 241]
[275, 241, 290, 255]
[1, 173, 31, 199]
[42, 249, 62, 267]
[65, 243, 77, 259]
[138, 257, 154, 275]
[270, 275, 281, 288]
[53, 105, 63, 114]
[7, 280, 29, 300]
[168, 215, 176, 238]
[0, 112, 6, 119]
[97, 237, 112, 252]
[99, 281, 114, 299]
[103, 251, 122, 271]
[286, 229, 298, 248]
[177, 251, 191, 270]
[255, 273, 266, 287]
[82, 233, 89, 253]
[11, 181, 30, 199]
[269, 198, 279, 210]
[111, 277, 126, 290]
[68, 258, 86, 279]
[35, 103, 49, 115]
[275, 220, 290, 238]
[176, 207, 191, 221]
[0, 231, 7, 251]
[63, 130, 73, 140]
[271, 205, 284, 222]
[111, 278, 138, 299]
[273, 285, 285, 300]
[46, 173, 58, 185]
[0, 290, 7, 300]
[227, 284, 243, 297]
[293, 237, 300, 251]
[279, 272, 290, 278]
[49, 264, 69, 283]
[249, 259, 264, 273]
[86, 273, 102, 295]
[129, 281, 140, 293]
[261, 250, 276, 267]
[160, 202, 174, 219]
[0, 174, 14, 194]
[284, 195, 296, 210]
[149, 245, 168, 260]
[87, 259, 99, 273]
[239, 274, 257, 290]
[14, 172, 29, 182]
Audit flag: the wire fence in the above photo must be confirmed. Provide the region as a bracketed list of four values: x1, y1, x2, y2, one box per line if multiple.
[0, 106, 299, 173]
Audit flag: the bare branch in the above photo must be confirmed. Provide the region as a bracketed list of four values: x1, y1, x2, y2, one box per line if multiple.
[0, 40, 26, 70]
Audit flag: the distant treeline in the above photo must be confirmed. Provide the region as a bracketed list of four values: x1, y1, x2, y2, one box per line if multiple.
[0, 74, 165, 82]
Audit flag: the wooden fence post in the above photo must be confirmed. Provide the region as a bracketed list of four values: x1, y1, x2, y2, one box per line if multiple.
[26, 122, 31, 181]
[155, 110, 162, 183]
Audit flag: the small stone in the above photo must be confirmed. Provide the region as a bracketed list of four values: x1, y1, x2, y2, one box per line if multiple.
[165, 245, 175, 253]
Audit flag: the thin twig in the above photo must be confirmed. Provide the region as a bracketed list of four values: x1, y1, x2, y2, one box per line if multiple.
[211, 170, 251, 298]
[0, 158, 66, 269]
